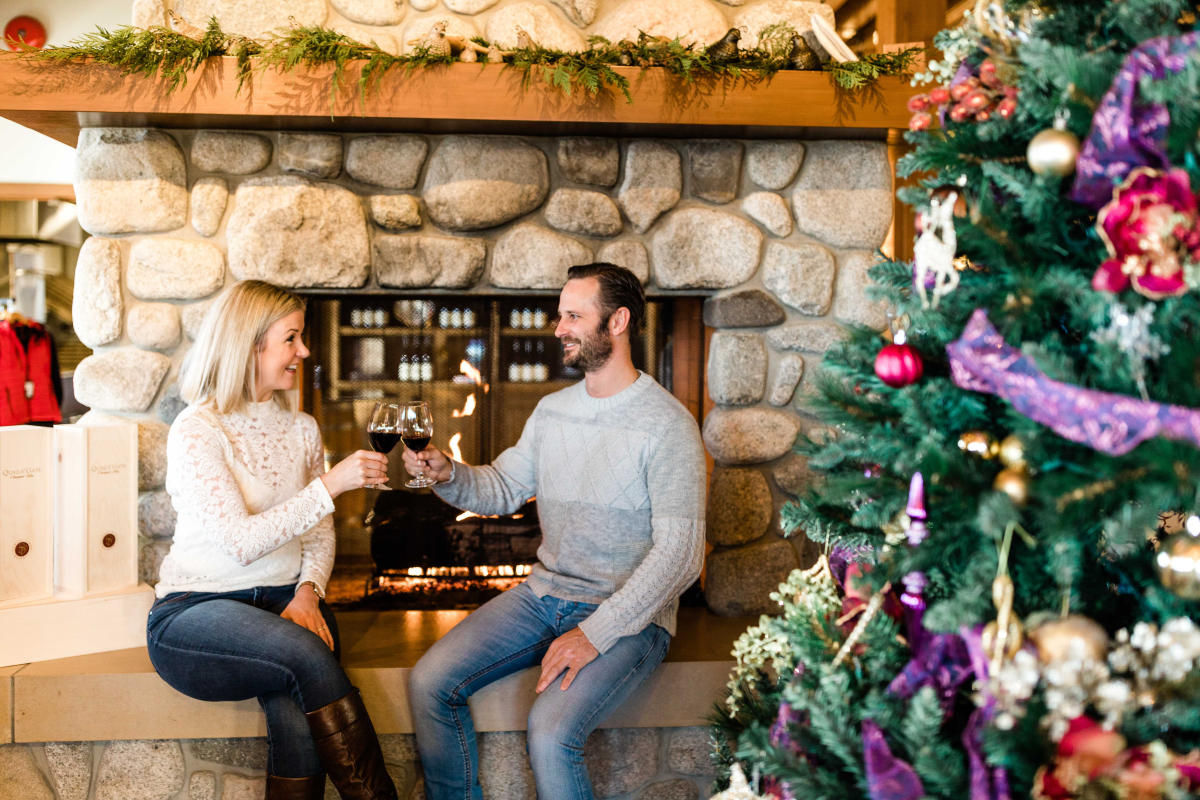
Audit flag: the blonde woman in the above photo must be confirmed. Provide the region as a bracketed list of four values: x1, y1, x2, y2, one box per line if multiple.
[146, 280, 397, 800]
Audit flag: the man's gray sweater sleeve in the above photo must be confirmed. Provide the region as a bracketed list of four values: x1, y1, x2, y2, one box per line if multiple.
[577, 416, 707, 654]
[434, 412, 538, 515]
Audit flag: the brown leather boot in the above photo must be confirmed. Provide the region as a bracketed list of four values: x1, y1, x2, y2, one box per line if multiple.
[266, 774, 326, 800]
[305, 690, 398, 800]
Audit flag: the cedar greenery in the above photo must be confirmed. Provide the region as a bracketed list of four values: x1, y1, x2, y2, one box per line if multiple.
[23, 18, 919, 106]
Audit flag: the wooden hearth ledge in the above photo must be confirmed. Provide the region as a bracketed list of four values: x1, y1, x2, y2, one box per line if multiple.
[1, 608, 750, 743]
[0, 53, 912, 146]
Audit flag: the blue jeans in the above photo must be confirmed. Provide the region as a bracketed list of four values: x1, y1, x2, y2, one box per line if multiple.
[145, 584, 352, 777]
[408, 583, 671, 800]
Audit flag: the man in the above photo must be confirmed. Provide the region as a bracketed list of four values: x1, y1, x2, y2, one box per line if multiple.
[402, 263, 706, 800]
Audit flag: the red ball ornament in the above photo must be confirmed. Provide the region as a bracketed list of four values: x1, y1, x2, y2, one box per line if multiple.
[874, 338, 924, 387]
[5, 16, 46, 50]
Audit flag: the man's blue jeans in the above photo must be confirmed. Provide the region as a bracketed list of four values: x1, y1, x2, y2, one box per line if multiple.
[145, 584, 353, 777]
[408, 582, 671, 800]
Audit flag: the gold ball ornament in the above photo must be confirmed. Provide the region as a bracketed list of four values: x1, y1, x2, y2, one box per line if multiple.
[958, 430, 999, 458]
[994, 467, 1029, 505]
[1027, 122, 1081, 177]
[1156, 518, 1200, 599]
[998, 434, 1026, 470]
[1028, 615, 1109, 664]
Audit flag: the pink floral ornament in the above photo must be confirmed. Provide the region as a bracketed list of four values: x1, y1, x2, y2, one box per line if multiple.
[1093, 167, 1200, 299]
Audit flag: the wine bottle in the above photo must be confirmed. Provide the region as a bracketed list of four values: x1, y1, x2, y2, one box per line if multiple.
[508, 341, 521, 382]
[521, 339, 534, 382]
[534, 339, 548, 382]
[398, 336, 411, 382]
[420, 336, 433, 382]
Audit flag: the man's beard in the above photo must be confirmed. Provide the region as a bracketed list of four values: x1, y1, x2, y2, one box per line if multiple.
[561, 320, 613, 373]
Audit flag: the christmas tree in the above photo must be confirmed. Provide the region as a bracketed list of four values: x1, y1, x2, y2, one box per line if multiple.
[713, 2, 1200, 798]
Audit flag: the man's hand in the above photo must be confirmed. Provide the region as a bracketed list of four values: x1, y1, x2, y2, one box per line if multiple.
[281, 584, 334, 651]
[536, 627, 598, 692]
[401, 444, 453, 484]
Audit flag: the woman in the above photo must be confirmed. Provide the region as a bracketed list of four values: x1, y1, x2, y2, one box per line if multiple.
[146, 280, 397, 800]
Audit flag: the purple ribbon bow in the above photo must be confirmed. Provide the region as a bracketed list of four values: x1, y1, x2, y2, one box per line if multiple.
[947, 309, 1200, 455]
[862, 719, 925, 800]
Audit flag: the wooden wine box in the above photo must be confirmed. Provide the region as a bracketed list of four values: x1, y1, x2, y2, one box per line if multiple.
[54, 423, 138, 596]
[0, 425, 54, 605]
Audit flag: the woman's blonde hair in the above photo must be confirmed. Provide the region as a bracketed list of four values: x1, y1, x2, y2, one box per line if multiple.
[180, 280, 306, 414]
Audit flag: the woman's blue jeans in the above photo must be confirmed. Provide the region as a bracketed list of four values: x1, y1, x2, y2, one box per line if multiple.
[145, 584, 353, 777]
[408, 582, 672, 800]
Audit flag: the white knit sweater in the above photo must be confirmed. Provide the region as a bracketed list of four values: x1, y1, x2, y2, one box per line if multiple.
[154, 401, 336, 598]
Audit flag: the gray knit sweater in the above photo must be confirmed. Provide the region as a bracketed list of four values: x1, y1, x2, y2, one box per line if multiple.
[434, 372, 706, 653]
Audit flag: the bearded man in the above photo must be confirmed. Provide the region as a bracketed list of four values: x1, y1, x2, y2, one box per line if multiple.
[401, 262, 706, 800]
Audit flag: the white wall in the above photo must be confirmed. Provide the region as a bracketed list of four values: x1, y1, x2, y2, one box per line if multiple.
[0, 0, 130, 185]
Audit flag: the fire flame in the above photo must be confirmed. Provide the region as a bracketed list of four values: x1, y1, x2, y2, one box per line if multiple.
[396, 564, 533, 578]
[459, 360, 487, 391]
[448, 432, 464, 462]
[452, 393, 476, 418]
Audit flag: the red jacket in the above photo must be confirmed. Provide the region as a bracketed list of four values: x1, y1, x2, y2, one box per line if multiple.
[0, 319, 61, 425]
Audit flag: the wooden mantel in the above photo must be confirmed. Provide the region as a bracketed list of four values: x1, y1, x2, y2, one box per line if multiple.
[0, 52, 914, 145]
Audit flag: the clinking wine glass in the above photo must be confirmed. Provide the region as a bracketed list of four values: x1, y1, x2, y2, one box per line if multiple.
[400, 400, 436, 489]
[366, 401, 401, 491]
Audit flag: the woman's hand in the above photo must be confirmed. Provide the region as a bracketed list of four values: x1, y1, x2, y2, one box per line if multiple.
[320, 449, 389, 498]
[281, 583, 334, 651]
[401, 444, 453, 484]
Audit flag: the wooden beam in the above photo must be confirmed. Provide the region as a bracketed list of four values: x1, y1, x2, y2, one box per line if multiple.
[875, 0, 946, 45]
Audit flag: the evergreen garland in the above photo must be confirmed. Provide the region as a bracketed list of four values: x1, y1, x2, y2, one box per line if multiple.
[21, 19, 920, 106]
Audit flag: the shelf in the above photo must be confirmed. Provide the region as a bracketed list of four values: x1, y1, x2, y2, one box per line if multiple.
[0, 54, 913, 146]
[500, 328, 556, 337]
[338, 326, 486, 336]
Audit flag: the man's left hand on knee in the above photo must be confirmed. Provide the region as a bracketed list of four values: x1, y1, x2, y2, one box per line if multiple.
[536, 627, 599, 692]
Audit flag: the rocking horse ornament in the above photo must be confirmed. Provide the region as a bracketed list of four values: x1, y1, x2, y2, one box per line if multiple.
[913, 189, 961, 308]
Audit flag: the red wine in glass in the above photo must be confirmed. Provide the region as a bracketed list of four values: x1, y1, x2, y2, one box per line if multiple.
[402, 434, 430, 452]
[401, 400, 436, 489]
[366, 402, 401, 490]
[369, 431, 402, 453]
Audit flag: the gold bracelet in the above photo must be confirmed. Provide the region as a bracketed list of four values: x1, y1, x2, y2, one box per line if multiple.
[296, 580, 324, 599]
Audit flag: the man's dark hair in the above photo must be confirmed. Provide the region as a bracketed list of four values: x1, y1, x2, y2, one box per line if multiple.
[566, 262, 646, 333]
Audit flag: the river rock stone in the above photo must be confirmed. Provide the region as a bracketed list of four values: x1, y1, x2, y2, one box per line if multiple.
[707, 466, 771, 545]
[189, 739, 268, 769]
[444, 0, 500, 12]
[173, 0, 324, 39]
[702, 407, 801, 464]
[707, 331, 765, 406]
[650, 209, 761, 288]
[423, 136, 549, 231]
[329, 20, 400, 54]
[332, 0, 406, 26]
[544, 189, 622, 236]
[762, 240, 836, 315]
[742, 191, 792, 236]
[410, 0, 436, 9]
[400, 15, 479, 54]
[0, 746, 53, 800]
[706, 539, 799, 616]
[833, 250, 888, 329]
[190, 132, 271, 175]
[617, 141, 680, 233]
[689, 141, 743, 204]
[132, 0, 167, 28]
[94, 740, 184, 800]
[557, 138, 619, 186]
[76, 128, 187, 235]
[128, 239, 225, 300]
[138, 490, 177, 539]
[220, 774, 265, 800]
[72, 237, 124, 348]
[374, 234, 487, 288]
[181, 299, 215, 341]
[191, 177, 229, 237]
[595, 240, 650, 283]
[227, 177, 371, 287]
[702, 289, 784, 328]
[585, 728, 660, 798]
[593, 0, 729, 47]
[637, 779, 700, 800]
[746, 141, 804, 190]
[768, 353, 804, 406]
[368, 195, 422, 230]
[278, 134, 343, 179]
[666, 728, 716, 776]
[188, 771, 216, 800]
[157, 382, 187, 424]
[733, 1, 836, 49]
[765, 321, 844, 353]
[74, 350, 171, 413]
[346, 136, 428, 188]
[486, 3, 587, 51]
[127, 303, 182, 351]
[550, 0, 598, 27]
[772, 452, 822, 496]
[478, 732, 535, 800]
[792, 140, 892, 249]
[44, 742, 92, 800]
[491, 224, 591, 289]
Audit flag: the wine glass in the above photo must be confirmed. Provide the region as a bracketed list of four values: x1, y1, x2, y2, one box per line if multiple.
[365, 401, 401, 490]
[400, 400, 436, 489]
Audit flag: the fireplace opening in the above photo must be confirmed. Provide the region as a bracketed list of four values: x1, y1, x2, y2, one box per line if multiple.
[302, 294, 706, 609]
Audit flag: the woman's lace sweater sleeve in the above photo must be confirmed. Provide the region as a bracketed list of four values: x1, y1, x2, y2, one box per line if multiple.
[296, 415, 335, 592]
[167, 412, 336, 567]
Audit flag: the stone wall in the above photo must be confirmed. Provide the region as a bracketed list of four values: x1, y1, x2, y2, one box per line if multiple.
[0, 726, 715, 799]
[70, 127, 891, 615]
